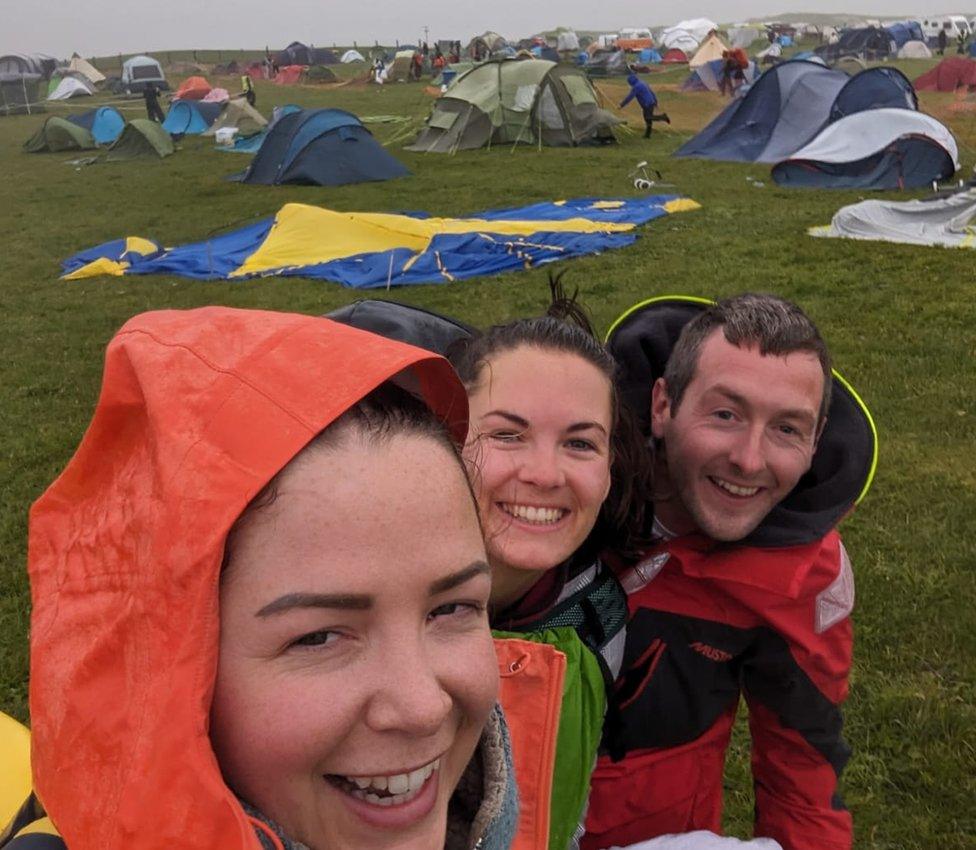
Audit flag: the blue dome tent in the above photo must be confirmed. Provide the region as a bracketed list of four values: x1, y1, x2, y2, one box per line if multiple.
[66, 106, 125, 144]
[676, 61, 921, 163]
[162, 101, 223, 136]
[234, 108, 410, 186]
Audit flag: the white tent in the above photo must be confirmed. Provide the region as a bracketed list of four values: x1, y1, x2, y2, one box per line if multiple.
[810, 188, 976, 247]
[661, 18, 718, 48]
[68, 54, 104, 84]
[898, 40, 932, 59]
[121, 55, 165, 89]
[48, 77, 94, 100]
[690, 32, 729, 68]
[341, 49, 365, 63]
[780, 109, 957, 172]
[661, 30, 700, 52]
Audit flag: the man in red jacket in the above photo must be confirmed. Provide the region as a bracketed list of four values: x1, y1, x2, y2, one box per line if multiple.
[584, 293, 876, 850]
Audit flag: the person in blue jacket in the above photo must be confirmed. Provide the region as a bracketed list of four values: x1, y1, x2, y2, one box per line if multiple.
[620, 73, 670, 138]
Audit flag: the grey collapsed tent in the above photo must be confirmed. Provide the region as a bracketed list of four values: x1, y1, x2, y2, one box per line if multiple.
[676, 62, 918, 163]
[234, 108, 409, 185]
[816, 27, 893, 63]
[585, 50, 629, 77]
[120, 55, 167, 92]
[104, 119, 174, 160]
[810, 188, 976, 247]
[24, 116, 96, 152]
[772, 109, 958, 189]
[406, 58, 620, 153]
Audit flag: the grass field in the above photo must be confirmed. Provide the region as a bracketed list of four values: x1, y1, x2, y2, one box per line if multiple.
[2, 50, 974, 848]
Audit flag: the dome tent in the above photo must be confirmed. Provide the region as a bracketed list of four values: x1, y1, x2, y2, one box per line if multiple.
[676, 61, 918, 163]
[66, 106, 125, 144]
[104, 119, 174, 160]
[234, 108, 409, 186]
[771, 109, 957, 189]
[120, 55, 167, 92]
[47, 77, 94, 100]
[407, 58, 621, 153]
[24, 117, 96, 152]
[162, 100, 223, 135]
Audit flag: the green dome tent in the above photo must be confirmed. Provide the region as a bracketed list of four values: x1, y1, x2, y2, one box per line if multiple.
[406, 58, 620, 153]
[24, 116, 96, 152]
[104, 119, 174, 161]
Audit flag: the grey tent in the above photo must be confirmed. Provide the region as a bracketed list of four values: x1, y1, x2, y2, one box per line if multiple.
[104, 119, 174, 160]
[407, 58, 620, 152]
[810, 188, 976, 247]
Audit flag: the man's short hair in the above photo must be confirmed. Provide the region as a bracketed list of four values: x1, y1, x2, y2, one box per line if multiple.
[662, 293, 833, 424]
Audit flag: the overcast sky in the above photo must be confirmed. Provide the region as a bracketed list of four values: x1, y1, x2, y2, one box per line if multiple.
[6, 0, 934, 58]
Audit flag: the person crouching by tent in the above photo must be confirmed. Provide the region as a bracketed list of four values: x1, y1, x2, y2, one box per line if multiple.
[620, 73, 670, 139]
[142, 82, 165, 123]
[240, 73, 255, 107]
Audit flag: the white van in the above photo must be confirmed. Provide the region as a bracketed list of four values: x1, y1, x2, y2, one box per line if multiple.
[922, 15, 971, 42]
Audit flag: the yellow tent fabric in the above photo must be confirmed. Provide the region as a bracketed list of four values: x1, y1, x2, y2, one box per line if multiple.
[231, 203, 636, 277]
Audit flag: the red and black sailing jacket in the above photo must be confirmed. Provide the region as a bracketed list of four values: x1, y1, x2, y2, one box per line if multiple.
[583, 297, 877, 850]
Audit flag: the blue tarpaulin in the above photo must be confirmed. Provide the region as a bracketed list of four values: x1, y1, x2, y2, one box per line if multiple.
[62, 196, 700, 288]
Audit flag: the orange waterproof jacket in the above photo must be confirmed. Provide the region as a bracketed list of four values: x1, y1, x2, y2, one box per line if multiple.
[26, 307, 475, 850]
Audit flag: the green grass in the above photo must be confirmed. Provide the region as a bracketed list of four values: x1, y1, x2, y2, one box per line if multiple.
[2, 57, 975, 849]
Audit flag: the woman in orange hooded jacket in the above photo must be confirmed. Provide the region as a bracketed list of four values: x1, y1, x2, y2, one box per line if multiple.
[10, 307, 533, 850]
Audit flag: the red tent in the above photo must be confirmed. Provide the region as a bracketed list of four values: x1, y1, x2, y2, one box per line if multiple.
[245, 61, 267, 81]
[915, 57, 976, 92]
[274, 64, 306, 85]
[173, 76, 211, 100]
[662, 48, 689, 64]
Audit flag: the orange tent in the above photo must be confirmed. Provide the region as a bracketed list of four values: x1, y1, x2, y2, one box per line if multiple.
[275, 64, 306, 85]
[173, 75, 211, 99]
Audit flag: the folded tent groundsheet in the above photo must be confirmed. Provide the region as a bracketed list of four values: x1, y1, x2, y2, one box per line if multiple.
[771, 109, 958, 189]
[66, 106, 125, 144]
[61, 196, 700, 287]
[810, 188, 976, 247]
[234, 107, 409, 185]
[24, 116, 96, 152]
[162, 100, 223, 135]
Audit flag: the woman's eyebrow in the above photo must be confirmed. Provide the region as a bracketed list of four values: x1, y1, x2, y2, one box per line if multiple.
[256, 593, 372, 617]
[566, 421, 608, 436]
[481, 410, 529, 428]
[428, 561, 491, 596]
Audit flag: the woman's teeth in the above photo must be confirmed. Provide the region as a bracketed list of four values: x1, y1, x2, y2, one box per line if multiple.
[336, 758, 439, 806]
[500, 503, 566, 524]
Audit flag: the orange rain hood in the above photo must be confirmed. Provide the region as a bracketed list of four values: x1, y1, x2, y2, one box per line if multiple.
[27, 307, 468, 849]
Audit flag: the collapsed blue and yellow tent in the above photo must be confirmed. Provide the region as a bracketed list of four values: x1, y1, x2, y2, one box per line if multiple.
[62, 196, 699, 288]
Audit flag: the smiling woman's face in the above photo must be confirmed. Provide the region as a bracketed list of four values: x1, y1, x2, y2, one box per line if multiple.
[210, 430, 497, 850]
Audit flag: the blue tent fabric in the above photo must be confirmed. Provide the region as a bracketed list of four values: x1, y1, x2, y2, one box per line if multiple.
[66, 107, 126, 144]
[884, 21, 924, 49]
[676, 61, 920, 163]
[235, 108, 409, 185]
[61, 196, 697, 288]
[217, 103, 302, 154]
[772, 138, 954, 190]
[162, 100, 222, 135]
[828, 67, 917, 122]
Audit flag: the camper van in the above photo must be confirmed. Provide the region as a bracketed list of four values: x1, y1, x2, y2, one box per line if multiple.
[616, 28, 654, 50]
[921, 15, 971, 42]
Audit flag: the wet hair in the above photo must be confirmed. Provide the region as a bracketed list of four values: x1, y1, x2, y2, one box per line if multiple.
[448, 272, 654, 559]
[663, 292, 833, 425]
[223, 381, 478, 570]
